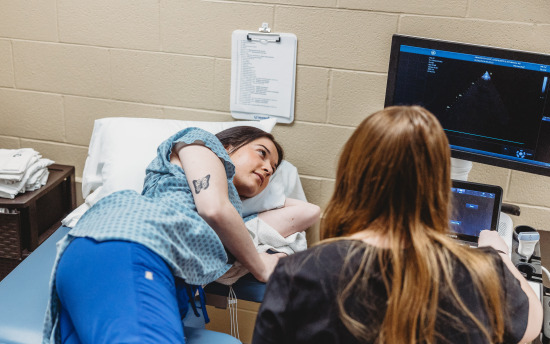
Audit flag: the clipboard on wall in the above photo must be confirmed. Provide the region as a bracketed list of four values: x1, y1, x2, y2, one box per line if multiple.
[230, 24, 297, 124]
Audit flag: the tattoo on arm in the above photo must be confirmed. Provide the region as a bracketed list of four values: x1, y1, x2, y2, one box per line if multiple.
[192, 174, 211, 194]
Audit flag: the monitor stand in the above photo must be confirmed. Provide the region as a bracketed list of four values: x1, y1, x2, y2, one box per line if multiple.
[498, 212, 514, 257]
[450, 158, 472, 181]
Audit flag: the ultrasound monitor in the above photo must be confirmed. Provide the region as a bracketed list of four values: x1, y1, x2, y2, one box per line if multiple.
[450, 180, 502, 245]
[384, 34, 550, 176]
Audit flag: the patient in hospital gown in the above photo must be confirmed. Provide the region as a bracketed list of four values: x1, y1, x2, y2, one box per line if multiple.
[43, 126, 320, 344]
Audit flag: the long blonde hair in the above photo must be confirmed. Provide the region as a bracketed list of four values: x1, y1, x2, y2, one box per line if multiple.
[322, 106, 505, 343]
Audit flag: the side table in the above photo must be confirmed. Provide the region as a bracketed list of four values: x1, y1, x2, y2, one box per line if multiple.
[0, 164, 76, 280]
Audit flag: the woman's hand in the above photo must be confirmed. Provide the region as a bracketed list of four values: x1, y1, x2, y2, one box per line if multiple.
[255, 252, 287, 282]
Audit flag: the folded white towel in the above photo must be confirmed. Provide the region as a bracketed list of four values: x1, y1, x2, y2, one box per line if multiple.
[0, 149, 41, 180]
[0, 155, 39, 182]
[0, 158, 54, 198]
[215, 216, 308, 285]
[0, 190, 15, 199]
[25, 168, 50, 192]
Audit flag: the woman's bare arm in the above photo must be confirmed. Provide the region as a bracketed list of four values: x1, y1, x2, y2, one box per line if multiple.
[258, 198, 321, 238]
[176, 144, 283, 282]
[478, 230, 543, 343]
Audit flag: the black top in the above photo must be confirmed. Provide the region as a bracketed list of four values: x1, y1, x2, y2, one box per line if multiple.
[253, 240, 529, 344]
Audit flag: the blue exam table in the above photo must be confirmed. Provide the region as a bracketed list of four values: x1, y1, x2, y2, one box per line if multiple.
[0, 226, 265, 344]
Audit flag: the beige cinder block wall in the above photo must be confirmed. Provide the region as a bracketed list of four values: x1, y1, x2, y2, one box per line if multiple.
[1, 0, 550, 341]
[2, 0, 550, 230]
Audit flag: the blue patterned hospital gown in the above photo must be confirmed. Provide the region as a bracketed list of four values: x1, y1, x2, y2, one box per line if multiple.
[43, 128, 240, 343]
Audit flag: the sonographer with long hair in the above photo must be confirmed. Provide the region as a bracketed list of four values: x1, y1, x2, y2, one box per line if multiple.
[253, 106, 542, 344]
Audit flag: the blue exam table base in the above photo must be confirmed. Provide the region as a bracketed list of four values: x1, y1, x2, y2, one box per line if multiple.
[0, 226, 261, 344]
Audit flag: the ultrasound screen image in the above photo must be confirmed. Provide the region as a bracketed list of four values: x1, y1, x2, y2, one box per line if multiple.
[391, 46, 550, 165]
[450, 189, 496, 238]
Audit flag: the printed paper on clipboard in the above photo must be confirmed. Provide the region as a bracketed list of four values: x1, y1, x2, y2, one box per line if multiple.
[230, 30, 297, 124]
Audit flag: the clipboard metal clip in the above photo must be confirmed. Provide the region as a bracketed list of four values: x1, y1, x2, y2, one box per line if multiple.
[247, 22, 280, 43]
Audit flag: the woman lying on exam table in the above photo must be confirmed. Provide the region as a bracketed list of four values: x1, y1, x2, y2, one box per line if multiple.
[253, 106, 543, 344]
[42, 126, 320, 344]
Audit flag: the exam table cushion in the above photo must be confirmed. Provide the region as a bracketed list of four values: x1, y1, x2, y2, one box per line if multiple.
[0, 226, 70, 344]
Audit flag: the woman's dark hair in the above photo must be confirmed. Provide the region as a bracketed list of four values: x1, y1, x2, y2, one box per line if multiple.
[216, 126, 284, 166]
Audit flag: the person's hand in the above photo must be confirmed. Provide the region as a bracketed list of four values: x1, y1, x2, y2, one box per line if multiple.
[253, 252, 286, 283]
[478, 229, 509, 254]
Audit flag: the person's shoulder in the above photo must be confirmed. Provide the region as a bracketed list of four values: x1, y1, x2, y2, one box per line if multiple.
[447, 246, 508, 291]
[170, 128, 230, 160]
[155, 127, 216, 155]
[465, 246, 504, 271]
[173, 127, 217, 143]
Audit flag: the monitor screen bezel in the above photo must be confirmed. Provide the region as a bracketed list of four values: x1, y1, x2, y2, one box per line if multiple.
[384, 34, 550, 177]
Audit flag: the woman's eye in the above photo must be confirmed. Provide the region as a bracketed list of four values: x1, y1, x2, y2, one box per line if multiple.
[258, 149, 266, 157]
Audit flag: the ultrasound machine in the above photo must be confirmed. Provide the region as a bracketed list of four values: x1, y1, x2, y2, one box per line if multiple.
[384, 34, 550, 341]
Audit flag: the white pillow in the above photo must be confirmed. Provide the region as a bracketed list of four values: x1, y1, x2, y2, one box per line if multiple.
[63, 117, 305, 227]
[82, 117, 276, 200]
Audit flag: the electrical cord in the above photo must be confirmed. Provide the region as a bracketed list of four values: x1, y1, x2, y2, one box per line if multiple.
[228, 286, 240, 340]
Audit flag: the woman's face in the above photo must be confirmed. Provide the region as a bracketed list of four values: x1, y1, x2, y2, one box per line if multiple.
[230, 137, 279, 198]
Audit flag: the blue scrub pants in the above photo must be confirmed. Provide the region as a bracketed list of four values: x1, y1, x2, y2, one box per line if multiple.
[56, 238, 207, 344]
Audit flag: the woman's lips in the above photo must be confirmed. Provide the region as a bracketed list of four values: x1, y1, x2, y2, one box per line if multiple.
[254, 172, 264, 185]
